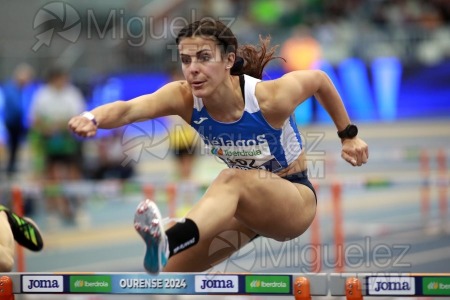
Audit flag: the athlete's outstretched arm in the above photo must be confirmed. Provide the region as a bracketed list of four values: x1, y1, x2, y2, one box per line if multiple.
[68, 81, 191, 138]
[270, 70, 368, 166]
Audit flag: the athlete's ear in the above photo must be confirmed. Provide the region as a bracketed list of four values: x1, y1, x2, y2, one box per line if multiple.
[226, 52, 236, 69]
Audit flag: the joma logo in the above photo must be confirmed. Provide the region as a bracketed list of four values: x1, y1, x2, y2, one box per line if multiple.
[368, 276, 415, 295]
[22, 276, 64, 292]
[28, 279, 60, 289]
[375, 281, 410, 291]
[200, 279, 234, 289]
[195, 275, 238, 293]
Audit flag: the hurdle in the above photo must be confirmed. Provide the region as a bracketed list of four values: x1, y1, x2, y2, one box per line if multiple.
[330, 273, 450, 299]
[0, 272, 328, 299]
[2, 272, 450, 299]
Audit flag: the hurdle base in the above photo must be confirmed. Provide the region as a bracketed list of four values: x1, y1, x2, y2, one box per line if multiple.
[0, 276, 14, 300]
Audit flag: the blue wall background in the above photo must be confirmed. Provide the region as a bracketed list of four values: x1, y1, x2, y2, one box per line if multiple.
[263, 58, 450, 125]
[1, 58, 449, 143]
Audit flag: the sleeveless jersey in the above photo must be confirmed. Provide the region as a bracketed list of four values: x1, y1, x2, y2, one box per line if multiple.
[190, 74, 303, 172]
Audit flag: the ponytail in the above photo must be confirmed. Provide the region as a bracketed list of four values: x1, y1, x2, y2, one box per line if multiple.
[231, 36, 283, 80]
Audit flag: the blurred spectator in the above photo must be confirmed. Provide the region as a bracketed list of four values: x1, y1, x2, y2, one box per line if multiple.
[167, 66, 200, 217]
[280, 25, 322, 72]
[84, 76, 135, 181]
[92, 127, 135, 180]
[29, 66, 85, 223]
[248, 0, 285, 27]
[169, 117, 199, 181]
[168, 66, 199, 178]
[1, 63, 35, 178]
[170, 117, 200, 218]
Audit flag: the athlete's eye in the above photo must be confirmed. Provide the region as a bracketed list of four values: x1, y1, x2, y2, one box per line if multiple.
[180, 56, 191, 64]
[199, 53, 211, 62]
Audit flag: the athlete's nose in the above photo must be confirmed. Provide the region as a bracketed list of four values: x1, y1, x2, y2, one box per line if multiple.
[188, 60, 200, 75]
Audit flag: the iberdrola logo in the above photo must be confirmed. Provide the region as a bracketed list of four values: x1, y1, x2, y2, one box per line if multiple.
[211, 148, 224, 155]
[428, 282, 439, 290]
[250, 280, 261, 288]
[74, 280, 84, 288]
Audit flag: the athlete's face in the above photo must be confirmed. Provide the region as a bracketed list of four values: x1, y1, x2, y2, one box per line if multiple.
[178, 36, 234, 98]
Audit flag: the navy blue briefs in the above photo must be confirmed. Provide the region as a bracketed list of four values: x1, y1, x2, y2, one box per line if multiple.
[281, 170, 317, 203]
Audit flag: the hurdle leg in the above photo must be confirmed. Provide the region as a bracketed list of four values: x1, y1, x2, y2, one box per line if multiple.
[437, 149, 448, 231]
[166, 183, 177, 219]
[11, 186, 25, 272]
[332, 181, 345, 272]
[0, 276, 14, 300]
[294, 276, 311, 300]
[420, 149, 430, 227]
[345, 277, 363, 300]
[143, 183, 155, 200]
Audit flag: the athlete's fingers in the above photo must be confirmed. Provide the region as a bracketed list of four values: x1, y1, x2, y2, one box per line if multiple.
[361, 148, 368, 164]
[68, 115, 98, 138]
[355, 146, 365, 166]
[68, 119, 82, 133]
[341, 150, 357, 166]
[78, 126, 96, 138]
[342, 137, 369, 166]
[343, 148, 367, 166]
[68, 120, 76, 131]
[358, 142, 369, 164]
[86, 129, 97, 138]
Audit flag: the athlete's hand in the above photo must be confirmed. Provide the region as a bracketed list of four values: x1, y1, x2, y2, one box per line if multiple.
[341, 137, 368, 166]
[68, 115, 97, 138]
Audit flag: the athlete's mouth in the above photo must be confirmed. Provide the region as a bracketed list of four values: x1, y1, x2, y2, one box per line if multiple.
[191, 80, 205, 88]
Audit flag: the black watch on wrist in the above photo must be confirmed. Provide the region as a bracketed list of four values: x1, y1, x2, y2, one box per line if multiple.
[337, 124, 358, 139]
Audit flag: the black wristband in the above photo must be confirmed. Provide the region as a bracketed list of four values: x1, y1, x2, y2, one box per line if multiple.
[337, 124, 358, 139]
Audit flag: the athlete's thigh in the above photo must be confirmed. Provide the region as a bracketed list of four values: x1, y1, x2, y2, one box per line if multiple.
[163, 218, 256, 272]
[235, 169, 316, 241]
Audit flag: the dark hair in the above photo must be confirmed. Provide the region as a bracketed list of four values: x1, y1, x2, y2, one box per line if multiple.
[45, 65, 68, 83]
[176, 19, 282, 79]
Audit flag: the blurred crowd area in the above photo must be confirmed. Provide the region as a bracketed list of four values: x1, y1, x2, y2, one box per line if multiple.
[0, 0, 449, 80]
[0, 0, 449, 226]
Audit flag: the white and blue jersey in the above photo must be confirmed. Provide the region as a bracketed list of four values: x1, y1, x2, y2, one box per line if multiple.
[190, 75, 303, 173]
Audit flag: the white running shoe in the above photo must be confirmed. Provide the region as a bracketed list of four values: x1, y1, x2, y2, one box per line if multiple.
[134, 199, 169, 274]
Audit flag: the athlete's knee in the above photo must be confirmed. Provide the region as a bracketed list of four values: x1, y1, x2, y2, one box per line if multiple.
[214, 168, 242, 185]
